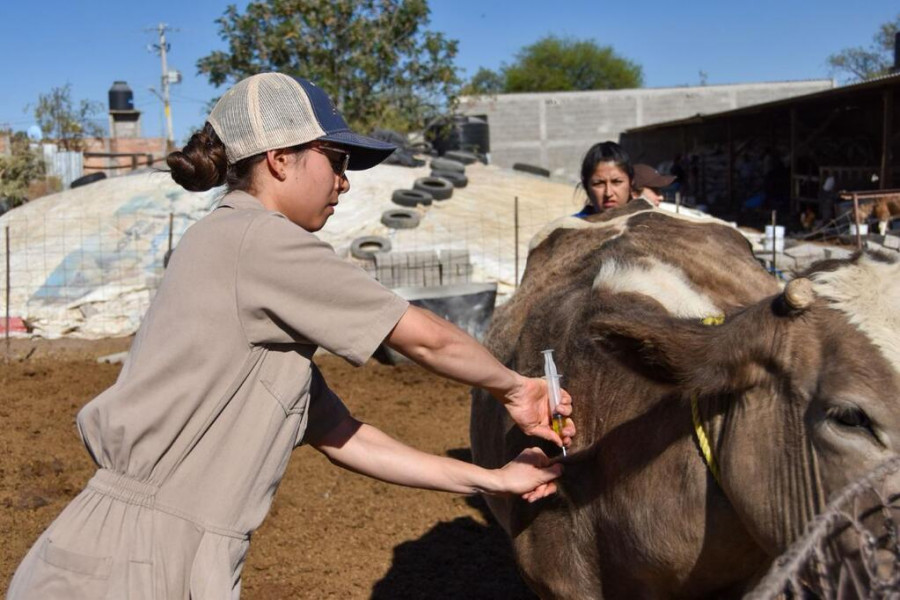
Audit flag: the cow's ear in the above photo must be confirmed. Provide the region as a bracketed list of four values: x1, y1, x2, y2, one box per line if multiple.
[588, 302, 763, 395]
[589, 308, 708, 384]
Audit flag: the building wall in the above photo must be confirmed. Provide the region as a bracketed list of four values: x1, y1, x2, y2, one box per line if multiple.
[458, 80, 834, 179]
[82, 137, 168, 175]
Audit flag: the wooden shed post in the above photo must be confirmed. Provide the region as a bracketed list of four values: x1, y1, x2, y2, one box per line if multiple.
[881, 90, 894, 189]
[727, 120, 734, 209]
[790, 107, 798, 214]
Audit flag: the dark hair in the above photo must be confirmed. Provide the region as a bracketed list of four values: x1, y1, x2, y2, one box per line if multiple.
[579, 141, 634, 193]
[166, 123, 265, 193]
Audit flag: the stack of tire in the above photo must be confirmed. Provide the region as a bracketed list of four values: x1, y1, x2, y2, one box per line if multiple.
[379, 150, 480, 233]
[355, 150, 481, 263]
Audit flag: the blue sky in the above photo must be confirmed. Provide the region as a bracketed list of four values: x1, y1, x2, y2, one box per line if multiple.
[1, 1, 895, 143]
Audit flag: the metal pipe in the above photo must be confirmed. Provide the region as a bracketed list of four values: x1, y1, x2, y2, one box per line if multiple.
[5, 226, 10, 362]
[771, 211, 777, 273]
[514, 196, 519, 288]
[853, 193, 862, 250]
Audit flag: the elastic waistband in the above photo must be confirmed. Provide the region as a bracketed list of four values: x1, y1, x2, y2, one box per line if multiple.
[87, 469, 159, 508]
[85, 469, 248, 540]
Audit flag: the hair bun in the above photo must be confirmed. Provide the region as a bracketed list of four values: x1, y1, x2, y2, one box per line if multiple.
[166, 124, 227, 192]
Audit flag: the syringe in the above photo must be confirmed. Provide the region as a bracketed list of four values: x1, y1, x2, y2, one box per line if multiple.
[541, 349, 567, 457]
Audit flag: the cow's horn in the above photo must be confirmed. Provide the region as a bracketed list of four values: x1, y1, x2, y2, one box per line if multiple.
[784, 277, 815, 310]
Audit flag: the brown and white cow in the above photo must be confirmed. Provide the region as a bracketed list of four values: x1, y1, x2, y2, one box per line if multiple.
[470, 199, 900, 599]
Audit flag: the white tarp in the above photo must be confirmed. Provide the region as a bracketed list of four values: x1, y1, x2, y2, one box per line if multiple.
[1, 162, 614, 339]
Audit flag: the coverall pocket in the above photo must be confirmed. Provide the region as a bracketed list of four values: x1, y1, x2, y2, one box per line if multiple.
[127, 560, 154, 600]
[259, 349, 311, 416]
[27, 537, 112, 599]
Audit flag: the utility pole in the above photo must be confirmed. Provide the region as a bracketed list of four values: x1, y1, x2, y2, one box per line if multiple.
[147, 23, 180, 151]
[1, 123, 10, 156]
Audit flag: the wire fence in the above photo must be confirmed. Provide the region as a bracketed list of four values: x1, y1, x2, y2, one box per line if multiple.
[748, 456, 900, 599]
[0, 186, 578, 341]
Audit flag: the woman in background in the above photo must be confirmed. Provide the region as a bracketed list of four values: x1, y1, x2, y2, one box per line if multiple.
[575, 141, 634, 217]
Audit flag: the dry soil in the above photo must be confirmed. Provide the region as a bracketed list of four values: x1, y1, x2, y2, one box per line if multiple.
[0, 338, 535, 599]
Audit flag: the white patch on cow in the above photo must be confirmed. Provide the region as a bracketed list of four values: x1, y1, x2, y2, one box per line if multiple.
[592, 257, 722, 318]
[809, 254, 900, 372]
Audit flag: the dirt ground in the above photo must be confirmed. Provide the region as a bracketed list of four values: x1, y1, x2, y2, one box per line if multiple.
[0, 338, 535, 599]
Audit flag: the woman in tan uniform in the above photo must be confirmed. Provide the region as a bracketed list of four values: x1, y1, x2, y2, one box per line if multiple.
[7, 73, 574, 599]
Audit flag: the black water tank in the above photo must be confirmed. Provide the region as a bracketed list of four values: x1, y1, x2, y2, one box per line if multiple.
[426, 116, 463, 155]
[426, 116, 491, 156]
[460, 116, 490, 154]
[109, 81, 134, 111]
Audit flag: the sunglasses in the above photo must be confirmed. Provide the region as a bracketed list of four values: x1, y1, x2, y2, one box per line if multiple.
[309, 144, 350, 178]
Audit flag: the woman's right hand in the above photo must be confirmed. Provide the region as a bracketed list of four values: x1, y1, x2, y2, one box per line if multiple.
[491, 447, 563, 503]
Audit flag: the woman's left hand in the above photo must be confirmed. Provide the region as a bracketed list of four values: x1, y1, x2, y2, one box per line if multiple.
[494, 375, 576, 449]
[494, 447, 563, 502]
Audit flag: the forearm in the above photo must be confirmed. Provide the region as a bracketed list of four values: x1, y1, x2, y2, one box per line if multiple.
[315, 417, 502, 495]
[384, 305, 575, 448]
[385, 306, 518, 395]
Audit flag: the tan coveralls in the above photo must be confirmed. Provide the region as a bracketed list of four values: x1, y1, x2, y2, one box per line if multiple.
[7, 191, 409, 599]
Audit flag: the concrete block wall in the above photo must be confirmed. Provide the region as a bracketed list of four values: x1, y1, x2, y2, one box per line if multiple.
[362, 249, 473, 288]
[459, 80, 833, 179]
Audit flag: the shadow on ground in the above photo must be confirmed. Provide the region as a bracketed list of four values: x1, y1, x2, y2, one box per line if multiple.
[371, 449, 537, 600]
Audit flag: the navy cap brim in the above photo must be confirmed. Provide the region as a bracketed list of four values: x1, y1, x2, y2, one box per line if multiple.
[319, 131, 397, 171]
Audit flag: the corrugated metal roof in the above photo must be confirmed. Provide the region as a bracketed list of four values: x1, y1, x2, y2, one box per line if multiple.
[624, 72, 900, 134]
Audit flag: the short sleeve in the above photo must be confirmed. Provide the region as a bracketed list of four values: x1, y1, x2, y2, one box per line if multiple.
[298, 363, 351, 447]
[237, 213, 409, 365]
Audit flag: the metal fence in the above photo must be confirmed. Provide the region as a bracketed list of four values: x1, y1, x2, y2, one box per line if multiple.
[0, 195, 574, 342]
[42, 145, 83, 189]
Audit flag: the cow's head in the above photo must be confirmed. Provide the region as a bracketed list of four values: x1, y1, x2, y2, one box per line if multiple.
[589, 252, 900, 554]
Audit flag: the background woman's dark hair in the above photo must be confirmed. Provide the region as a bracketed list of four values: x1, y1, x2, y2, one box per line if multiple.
[166, 123, 265, 193]
[579, 141, 634, 192]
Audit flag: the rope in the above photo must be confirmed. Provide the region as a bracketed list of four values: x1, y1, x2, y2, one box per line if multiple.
[692, 314, 726, 486]
[691, 393, 721, 487]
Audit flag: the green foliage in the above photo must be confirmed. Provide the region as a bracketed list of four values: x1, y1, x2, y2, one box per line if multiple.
[0, 132, 46, 208]
[33, 84, 104, 151]
[501, 36, 643, 93]
[197, 0, 461, 134]
[461, 67, 504, 96]
[827, 14, 899, 82]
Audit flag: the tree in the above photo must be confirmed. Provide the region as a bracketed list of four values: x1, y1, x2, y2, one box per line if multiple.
[827, 14, 899, 82]
[32, 84, 104, 151]
[501, 36, 643, 93]
[461, 67, 504, 96]
[0, 131, 46, 208]
[197, 0, 460, 134]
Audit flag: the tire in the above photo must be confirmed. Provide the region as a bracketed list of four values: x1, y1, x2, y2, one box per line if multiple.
[444, 150, 478, 165]
[512, 163, 551, 177]
[408, 140, 433, 154]
[70, 172, 107, 189]
[370, 129, 408, 146]
[413, 177, 453, 201]
[391, 189, 433, 207]
[381, 209, 421, 229]
[430, 158, 466, 173]
[350, 236, 392, 260]
[430, 170, 468, 188]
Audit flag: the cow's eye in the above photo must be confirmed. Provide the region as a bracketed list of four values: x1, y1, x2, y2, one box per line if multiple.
[827, 405, 874, 433]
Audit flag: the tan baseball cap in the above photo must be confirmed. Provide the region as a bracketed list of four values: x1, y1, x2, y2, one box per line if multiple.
[207, 72, 396, 170]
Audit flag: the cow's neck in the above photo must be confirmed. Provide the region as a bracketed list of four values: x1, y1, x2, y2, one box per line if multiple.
[699, 387, 827, 555]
